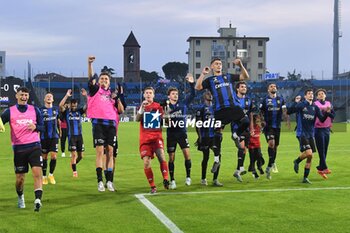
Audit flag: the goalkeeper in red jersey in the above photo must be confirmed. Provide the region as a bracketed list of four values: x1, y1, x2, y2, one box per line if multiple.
[136, 87, 169, 194]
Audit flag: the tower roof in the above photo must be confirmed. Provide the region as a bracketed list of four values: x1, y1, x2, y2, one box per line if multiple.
[123, 31, 140, 47]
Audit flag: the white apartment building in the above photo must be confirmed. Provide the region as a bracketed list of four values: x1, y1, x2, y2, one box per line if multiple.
[0, 51, 5, 78]
[187, 26, 269, 81]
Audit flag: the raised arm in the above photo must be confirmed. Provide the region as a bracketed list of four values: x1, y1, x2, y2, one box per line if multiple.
[195, 66, 210, 90]
[80, 88, 88, 113]
[136, 101, 148, 122]
[184, 73, 195, 105]
[233, 59, 249, 81]
[88, 56, 95, 79]
[59, 89, 72, 112]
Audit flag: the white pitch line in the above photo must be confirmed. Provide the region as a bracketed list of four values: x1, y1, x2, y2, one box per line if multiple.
[135, 186, 350, 232]
[140, 186, 350, 196]
[135, 194, 183, 233]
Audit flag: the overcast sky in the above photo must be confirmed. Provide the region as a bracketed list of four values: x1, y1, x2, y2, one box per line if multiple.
[1, 0, 349, 79]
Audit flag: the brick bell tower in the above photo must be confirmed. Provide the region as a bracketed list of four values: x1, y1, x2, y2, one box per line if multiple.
[123, 31, 140, 82]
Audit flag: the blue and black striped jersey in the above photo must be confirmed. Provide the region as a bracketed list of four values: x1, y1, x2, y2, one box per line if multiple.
[202, 74, 240, 112]
[64, 108, 85, 136]
[166, 83, 195, 134]
[288, 100, 328, 138]
[196, 104, 215, 139]
[231, 96, 254, 131]
[259, 95, 285, 129]
[40, 106, 59, 139]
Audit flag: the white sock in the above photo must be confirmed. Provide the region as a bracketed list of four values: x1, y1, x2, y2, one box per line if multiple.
[214, 156, 220, 163]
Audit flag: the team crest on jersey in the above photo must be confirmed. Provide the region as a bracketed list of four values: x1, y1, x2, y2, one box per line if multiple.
[303, 107, 308, 112]
[277, 100, 280, 105]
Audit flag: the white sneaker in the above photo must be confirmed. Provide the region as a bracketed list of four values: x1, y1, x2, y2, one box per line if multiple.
[34, 199, 42, 212]
[266, 167, 272, 180]
[106, 181, 115, 192]
[233, 170, 243, 182]
[170, 180, 177, 190]
[61, 152, 66, 157]
[201, 179, 208, 186]
[18, 195, 25, 209]
[185, 177, 192, 186]
[271, 163, 279, 173]
[98, 181, 105, 192]
[213, 179, 224, 187]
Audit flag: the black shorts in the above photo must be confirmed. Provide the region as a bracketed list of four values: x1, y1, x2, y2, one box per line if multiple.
[214, 106, 246, 128]
[105, 138, 118, 157]
[298, 136, 316, 153]
[264, 127, 281, 146]
[239, 130, 250, 146]
[68, 135, 85, 152]
[92, 124, 116, 147]
[14, 146, 42, 174]
[41, 138, 59, 154]
[167, 132, 190, 153]
[198, 137, 214, 151]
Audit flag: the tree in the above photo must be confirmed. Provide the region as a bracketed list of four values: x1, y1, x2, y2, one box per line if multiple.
[162, 62, 188, 82]
[287, 69, 302, 81]
[140, 70, 160, 82]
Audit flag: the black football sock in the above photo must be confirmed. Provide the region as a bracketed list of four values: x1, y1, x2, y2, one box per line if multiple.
[168, 162, 175, 181]
[185, 159, 191, 178]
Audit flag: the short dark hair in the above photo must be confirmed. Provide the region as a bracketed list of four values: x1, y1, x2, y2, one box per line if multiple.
[99, 72, 111, 79]
[235, 81, 247, 90]
[315, 88, 326, 96]
[304, 88, 313, 96]
[46, 91, 54, 96]
[210, 57, 221, 64]
[167, 87, 178, 96]
[16, 86, 29, 93]
[267, 83, 276, 89]
[202, 90, 212, 99]
[70, 99, 78, 104]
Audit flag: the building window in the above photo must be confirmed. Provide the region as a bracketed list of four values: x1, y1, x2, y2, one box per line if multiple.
[196, 74, 200, 79]
[242, 40, 247, 49]
[196, 62, 201, 69]
[258, 74, 263, 80]
[227, 63, 230, 68]
[258, 40, 263, 46]
[232, 51, 235, 57]
[232, 40, 235, 46]
[258, 51, 263, 57]
[227, 51, 230, 58]
[243, 62, 248, 68]
[196, 51, 201, 58]
[258, 63, 263, 69]
[212, 40, 217, 45]
[0, 56, 2, 64]
[195, 40, 201, 46]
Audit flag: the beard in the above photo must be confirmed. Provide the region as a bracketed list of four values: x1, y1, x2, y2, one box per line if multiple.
[270, 90, 277, 94]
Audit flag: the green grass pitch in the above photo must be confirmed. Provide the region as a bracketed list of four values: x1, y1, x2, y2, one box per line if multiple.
[0, 122, 349, 233]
